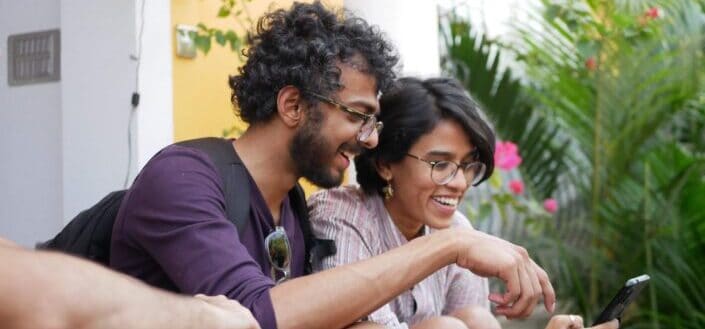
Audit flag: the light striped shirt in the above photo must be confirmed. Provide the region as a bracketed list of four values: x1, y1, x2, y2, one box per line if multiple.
[308, 186, 490, 328]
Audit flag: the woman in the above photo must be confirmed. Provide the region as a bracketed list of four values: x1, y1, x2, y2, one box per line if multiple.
[309, 77, 618, 329]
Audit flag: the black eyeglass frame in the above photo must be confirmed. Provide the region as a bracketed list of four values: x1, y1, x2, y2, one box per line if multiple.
[304, 90, 383, 142]
[405, 153, 487, 186]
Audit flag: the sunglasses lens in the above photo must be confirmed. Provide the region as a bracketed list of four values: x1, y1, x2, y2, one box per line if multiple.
[265, 228, 290, 270]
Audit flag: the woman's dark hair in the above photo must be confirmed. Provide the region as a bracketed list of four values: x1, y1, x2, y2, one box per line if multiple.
[229, 1, 398, 124]
[356, 77, 496, 195]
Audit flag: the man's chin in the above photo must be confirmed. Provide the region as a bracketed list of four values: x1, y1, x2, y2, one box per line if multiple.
[303, 168, 345, 189]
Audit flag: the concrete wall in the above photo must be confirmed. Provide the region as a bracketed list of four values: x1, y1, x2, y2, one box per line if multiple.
[0, 0, 63, 247]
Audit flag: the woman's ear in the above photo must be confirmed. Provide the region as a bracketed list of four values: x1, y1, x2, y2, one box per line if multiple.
[276, 85, 303, 127]
[376, 159, 393, 181]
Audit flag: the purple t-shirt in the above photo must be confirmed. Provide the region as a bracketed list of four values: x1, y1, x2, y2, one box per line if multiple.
[110, 144, 305, 329]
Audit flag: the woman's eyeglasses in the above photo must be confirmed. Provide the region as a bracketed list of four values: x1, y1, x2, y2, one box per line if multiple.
[264, 226, 291, 284]
[405, 153, 487, 186]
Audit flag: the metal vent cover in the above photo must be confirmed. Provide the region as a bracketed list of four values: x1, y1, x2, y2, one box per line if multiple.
[8, 29, 60, 86]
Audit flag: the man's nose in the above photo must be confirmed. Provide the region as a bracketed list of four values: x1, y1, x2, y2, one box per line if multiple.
[359, 129, 379, 149]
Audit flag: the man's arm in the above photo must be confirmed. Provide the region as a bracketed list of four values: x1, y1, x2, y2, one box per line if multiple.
[271, 227, 555, 329]
[0, 244, 259, 329]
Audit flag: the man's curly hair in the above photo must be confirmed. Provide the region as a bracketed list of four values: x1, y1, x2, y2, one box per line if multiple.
[229, 1, 399, 124]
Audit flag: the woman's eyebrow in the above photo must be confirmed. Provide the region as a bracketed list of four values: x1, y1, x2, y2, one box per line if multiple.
[424, 150, 454, 158]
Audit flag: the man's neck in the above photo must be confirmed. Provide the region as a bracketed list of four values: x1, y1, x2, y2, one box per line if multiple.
[232, 125, 299, 223]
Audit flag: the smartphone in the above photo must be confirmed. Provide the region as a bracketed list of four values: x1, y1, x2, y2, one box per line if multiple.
[592, 274, 650, 325]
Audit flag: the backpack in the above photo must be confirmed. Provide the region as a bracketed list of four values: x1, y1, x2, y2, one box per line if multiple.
[38, 137, 335, 274]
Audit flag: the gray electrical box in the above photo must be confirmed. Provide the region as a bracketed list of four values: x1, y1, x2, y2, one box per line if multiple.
[8, 29, 61, 86]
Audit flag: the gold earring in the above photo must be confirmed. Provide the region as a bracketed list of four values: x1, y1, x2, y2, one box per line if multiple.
[382, 179, 394, 200]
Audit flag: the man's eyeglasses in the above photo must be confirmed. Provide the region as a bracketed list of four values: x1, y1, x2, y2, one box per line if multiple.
[405, 153, 487, 186]
[264, 226, 291, 284]
[305, 91, 383, 142]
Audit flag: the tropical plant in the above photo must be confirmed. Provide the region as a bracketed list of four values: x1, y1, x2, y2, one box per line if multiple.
[440, 9, 571, 201]
[191, 0, 253, 56]
[442, 1, 705, 328]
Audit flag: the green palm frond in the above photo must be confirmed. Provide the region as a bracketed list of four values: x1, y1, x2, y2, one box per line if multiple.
[440, 10, 570, 199]
[448, 0, 705, 327]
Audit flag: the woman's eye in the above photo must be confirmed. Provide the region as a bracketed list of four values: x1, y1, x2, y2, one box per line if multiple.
[434, 161, 452, 171]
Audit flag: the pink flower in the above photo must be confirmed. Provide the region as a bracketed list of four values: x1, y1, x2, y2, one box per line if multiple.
[494, 141, 522, 171]
[585, 57, 597, 71]
[645, 7, 660, 19]
[509, 180, 524, 195]
[543, 198, 558, 214]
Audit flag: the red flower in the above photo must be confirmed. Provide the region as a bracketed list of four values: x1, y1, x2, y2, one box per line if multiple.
[645, 7, 660, 19]
[543, 198, 558, 214]
[585, 57, 597, 71]
[509, 180, 525, 195]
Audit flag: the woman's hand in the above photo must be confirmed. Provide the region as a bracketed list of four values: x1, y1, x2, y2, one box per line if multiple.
[545, 315, 619, 329]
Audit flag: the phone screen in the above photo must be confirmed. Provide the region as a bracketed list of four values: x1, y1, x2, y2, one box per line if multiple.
[592, 274, 650, 325]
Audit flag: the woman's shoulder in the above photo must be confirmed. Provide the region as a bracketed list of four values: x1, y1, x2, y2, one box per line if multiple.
[309, 185, 366, 204]
[308, 185, 376, 225]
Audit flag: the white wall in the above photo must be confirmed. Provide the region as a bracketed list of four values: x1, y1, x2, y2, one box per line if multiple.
[0, 0, 63, 247]
[60, 0, 137, 221]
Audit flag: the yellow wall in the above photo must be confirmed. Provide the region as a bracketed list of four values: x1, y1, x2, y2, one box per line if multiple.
[171, 0, 344, 195]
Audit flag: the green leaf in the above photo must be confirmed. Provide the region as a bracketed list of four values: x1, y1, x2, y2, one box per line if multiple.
[477, 202, 493, 222]
[217, 6, 231, 17]
[193, 35, 211, 54]
[489, 172, 503, 189]
[214, 30, 226, 46]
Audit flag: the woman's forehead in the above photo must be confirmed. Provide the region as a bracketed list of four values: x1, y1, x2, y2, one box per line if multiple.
[409, 120, 474, 157]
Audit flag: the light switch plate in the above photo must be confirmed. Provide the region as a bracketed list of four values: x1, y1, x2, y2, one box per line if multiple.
[175, 24, 197, 59]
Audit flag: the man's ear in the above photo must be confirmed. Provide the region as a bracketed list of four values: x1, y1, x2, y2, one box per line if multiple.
[376, 159, 393, 181]
[276, 85, 304, 128]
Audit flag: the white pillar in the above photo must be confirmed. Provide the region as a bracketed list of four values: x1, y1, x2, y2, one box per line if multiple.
[134, 0, 174, 172]
[60, 0, 174, 220]
[344, 0, 441, 77]
[343, 0, 441, 184]
[60, 0, 137, 220]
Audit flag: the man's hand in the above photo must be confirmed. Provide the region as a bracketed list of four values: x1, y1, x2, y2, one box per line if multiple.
[545, 315, 619, 329]
[195, 294, 260, 329]
[452, 228, 556, 319]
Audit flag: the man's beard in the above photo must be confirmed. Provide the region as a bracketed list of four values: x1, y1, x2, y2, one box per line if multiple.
[289, 107, 360, 188]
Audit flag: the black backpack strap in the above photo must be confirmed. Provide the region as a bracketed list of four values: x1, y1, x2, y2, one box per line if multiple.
[175, 138, 250, 233]
[288, 183, 336, 274]
[179, 137, 336, 273]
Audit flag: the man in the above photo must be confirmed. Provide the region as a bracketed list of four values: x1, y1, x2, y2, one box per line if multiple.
[0, 237, 259, 329]
[110, 2, 555, 329]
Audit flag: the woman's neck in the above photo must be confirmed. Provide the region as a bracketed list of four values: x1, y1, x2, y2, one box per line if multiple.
[383, 197, 424, 241]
